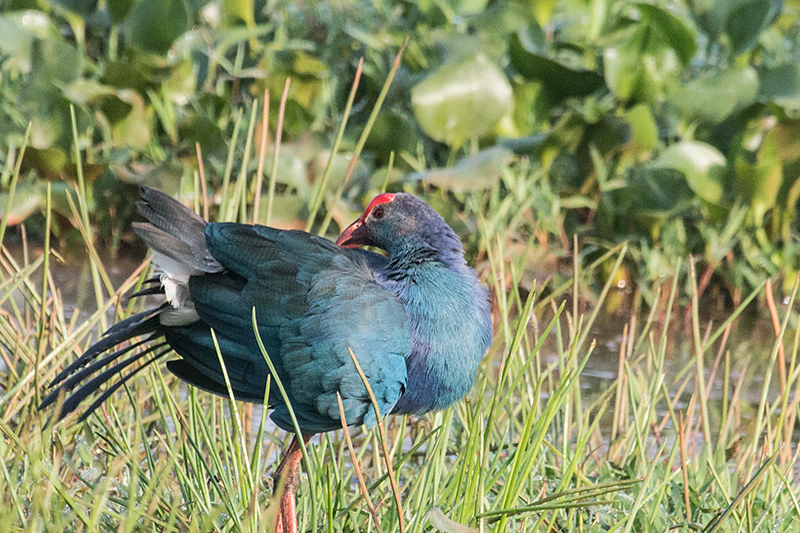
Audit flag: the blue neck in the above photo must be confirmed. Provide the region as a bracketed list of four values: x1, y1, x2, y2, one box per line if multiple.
[377, 254, 492, 415]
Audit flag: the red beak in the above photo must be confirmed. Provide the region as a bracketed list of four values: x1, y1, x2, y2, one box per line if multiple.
[336, 218, 371, 248]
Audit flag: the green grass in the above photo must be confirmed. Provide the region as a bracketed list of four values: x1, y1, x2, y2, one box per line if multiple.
[2, 99, 800, 532]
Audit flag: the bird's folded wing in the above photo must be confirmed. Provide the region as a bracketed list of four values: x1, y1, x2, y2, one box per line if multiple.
[166, 223, 410, 433]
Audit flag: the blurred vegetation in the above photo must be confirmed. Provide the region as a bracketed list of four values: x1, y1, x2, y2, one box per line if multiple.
[2, 0, 800, 305]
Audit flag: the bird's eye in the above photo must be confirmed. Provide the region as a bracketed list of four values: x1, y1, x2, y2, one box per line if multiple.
[373, 206, 384, 219]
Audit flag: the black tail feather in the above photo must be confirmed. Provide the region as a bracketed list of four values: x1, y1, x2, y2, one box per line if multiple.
[55, 341, 169, 421]
[48, 306, 166, 388]
[39, 337, 151, 410]
[128, 285, 166, 299]
[77, 347, 171, 423]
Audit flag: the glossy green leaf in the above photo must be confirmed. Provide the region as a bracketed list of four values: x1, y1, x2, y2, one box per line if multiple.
[178, 115, 227, 156]
[0, 11, 57, 74]
[625, 104, 659, 150]
[509, 33, 604, 101]
[124, 0, 189, 55]
[735, 128, 783, 224]
[107, 0, 138, 24]
[671, 67, 758, 123]
[223, 0, 256, 28]
[635, 3, 697, 64]
[604, 25, 682, 102]
[30, 35, 81, 86]
[411, 55, 512, 146]
[405, 147, 513, 192]
[652, 141, 727, 205]
[21, 147, 68, 180]
[51, 0, 98, 16]
[112, 89, 152, 150]
[726, 0, 781, 56]
[0, 185, 42, 225]
[629, 167, 694, 214]
[758, 64, 800, 109]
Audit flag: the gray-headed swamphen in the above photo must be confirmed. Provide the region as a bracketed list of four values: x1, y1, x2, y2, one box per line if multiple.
[41, 186, 492, 532]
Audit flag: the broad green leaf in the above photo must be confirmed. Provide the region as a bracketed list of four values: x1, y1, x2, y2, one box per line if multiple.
[726, 0, 782, 56]
[0, 184, 42, 225]
[178, 115, 226, 156]
[671, 67, 758, 123]
[629, 167, 694, 214]
[652, 141, 727, 205]
[405, 147, 513, 193]
[411, 55, 512, 147]
[509, 33, 604, 101]
[365, 111, 419, 162]
[51, 0, 98, 16]
[635, 3, 697, 64]
[625, 104, 659, 150]
[604, 25, 681, 102]
[688, 0, 730, 37]
[758, 63, 800, 109]
[223, 0, 256, 29]
[21, 147, 67, 180]
[735, 128, 783, 224]
[0, 11, 57, 74]
[62, 79, 117, 106]
[30, 35, 81, 86]
[255, 195, 307, 228]
[107, 0, 138, 24]
[112, 89, 152, 150]
[124, 0, 189, 55]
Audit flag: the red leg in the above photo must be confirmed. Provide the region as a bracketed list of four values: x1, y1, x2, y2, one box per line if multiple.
[273, 434, 312, 533]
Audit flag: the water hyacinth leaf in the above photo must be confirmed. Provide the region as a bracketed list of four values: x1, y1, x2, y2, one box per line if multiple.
[758, 63, 800, 110]
[178, 115, 227, 156]
[107, 0, 138, 24]
[625, 104, 659, 150]
[21, 147, 68, 180]
[405, 147, 513, 193]
[0, 185, 42, 226]
[30, 37, 81, 87]
[735, 128, 783, 224]
[628, 167, 694, 214]
[635, 3, 697, 65]
[411, 55, 512, 147]
[62, 79, 118, 106]
[124, 0, 189, 55]
[255, 195, 307, 229]
[51, 0, 98, 16]
[0, 11, 57, 74]
[509, 33, 604, 100]
[688, 0, 733, 37]
[652, 141, 727, 205]
[112, 89, 152, 150]
[223, 0, 256, 28]
[365, 111, 419, 164]
[605, 23, 684, 102]
[671, 67, 758, 123]
[726, 0, 782, 56]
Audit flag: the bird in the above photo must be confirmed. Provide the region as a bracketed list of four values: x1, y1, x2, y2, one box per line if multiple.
[40, 186, 493, 533]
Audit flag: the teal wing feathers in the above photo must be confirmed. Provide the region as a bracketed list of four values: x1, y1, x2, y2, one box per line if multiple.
[166, 223, 410, 433]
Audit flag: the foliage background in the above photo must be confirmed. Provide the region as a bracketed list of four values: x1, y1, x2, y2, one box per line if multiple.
[2, 0, 800, 303]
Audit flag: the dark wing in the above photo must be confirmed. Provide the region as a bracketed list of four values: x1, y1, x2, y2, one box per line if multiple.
[165, 223, 410, 433]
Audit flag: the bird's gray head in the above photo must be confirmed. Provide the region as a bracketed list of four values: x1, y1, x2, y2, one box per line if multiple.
[336, 193, 465, 263]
